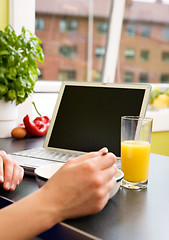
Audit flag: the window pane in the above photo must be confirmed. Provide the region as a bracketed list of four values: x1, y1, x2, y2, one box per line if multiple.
[35, 0, 112, 82]
[141, 25, 150, 38]
[95, 47, 105, 58]
[59, 20, 78, 33]
[58, 70, 76, 81]
[96, 22, 108, 34]
[125, 49, 135, 60]
[126, 24, 136, 36]
[59, 46, 77, 58]
[35, 18, 45, 30]
[161, 74, 169, 83]
[163, 27, 169, 40]
[140, 50, 149, 61]
[124, 72, 134, 82]
[117, 0, 169, 84]
[140, 73, 148, 83]
[162, 52, 169, 62]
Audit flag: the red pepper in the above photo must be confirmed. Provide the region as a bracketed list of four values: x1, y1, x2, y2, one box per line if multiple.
[23, 115, 50, 137]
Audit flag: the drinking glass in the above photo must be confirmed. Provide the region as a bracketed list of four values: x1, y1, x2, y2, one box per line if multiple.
[121, 116, 153, 190]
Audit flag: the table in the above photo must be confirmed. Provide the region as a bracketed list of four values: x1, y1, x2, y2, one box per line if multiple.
[0, 137, 169, 240]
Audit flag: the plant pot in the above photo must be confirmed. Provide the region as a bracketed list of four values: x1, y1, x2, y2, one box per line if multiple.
[0, 99, 19, 138]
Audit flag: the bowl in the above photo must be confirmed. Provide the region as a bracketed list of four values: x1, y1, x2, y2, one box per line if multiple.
[34, 163, 124, 199]
[110, 169, 124, 198]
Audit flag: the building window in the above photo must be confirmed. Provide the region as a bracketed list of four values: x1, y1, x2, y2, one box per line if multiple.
[162, 27, 169, 40]
[59, 46, 77, 58]
[140, 50, 149, 61]
[59, 20, 78, 33]
[141, 26, 150, 38]
[139, 73, 148, 83]
[35, 18, 44, 30]
[96, 22, 108, 34]
[94, 71, 102, 82]
[95, 47, 105, 58]
[125, 49, 135, 60]
[162, 52, 169, 62]
[161, 74, 169, 83]
[126, 24, 136, 36]
[58, 70, 76, 81]
[124, 72, 134, 82]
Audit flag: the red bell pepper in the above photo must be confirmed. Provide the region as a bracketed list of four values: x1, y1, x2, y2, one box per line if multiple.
[23, 115, 50, 137]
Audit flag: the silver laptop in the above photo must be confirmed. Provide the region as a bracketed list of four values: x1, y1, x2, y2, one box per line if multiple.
[10, 81, 151, 174]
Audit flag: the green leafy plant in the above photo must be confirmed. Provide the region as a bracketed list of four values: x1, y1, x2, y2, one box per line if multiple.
[0, 25, 44, 104]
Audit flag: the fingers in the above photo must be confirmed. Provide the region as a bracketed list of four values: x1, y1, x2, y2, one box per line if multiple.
[68, 147, 116, 168]
[10, 164, 24, 191]
[0, 150, 24, 191]
[0, 156, 4, 183]
[101, 164, 117, 183]
[97, 152, 117, 170]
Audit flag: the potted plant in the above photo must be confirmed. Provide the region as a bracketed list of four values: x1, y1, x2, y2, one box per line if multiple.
[0, 25, 44, 137]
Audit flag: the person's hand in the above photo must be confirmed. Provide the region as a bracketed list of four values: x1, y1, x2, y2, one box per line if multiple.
[0, 150, 24, 191]
[39, 147, 117, 224]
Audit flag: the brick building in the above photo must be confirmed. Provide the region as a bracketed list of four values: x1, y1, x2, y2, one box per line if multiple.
[120, 0, 169, 83]
[35, 0, 169, 83]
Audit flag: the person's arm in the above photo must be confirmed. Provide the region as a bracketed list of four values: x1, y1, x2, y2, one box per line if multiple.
[0, 150, 24, 191]
[0, 148, 117, 240]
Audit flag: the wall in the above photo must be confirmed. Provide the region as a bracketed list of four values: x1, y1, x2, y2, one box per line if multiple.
[0, 0, 8, 30]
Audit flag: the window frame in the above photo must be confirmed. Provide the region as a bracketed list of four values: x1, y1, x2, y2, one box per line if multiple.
[125, 48, 136, 60]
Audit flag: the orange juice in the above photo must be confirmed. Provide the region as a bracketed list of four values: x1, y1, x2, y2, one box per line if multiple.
[121, 140, 151, 182]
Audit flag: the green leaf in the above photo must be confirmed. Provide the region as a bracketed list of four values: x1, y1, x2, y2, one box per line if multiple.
[7, 89, 16, 101]
[0, 83, 8, 95]
[17, 88, 25, 98]
[0, 50, 9, 55]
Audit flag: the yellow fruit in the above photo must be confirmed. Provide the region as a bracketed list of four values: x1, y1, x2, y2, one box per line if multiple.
[152, 94, 169, 109]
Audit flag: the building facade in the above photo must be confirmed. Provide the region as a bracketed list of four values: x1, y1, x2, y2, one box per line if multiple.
[35, 0, 169, 83]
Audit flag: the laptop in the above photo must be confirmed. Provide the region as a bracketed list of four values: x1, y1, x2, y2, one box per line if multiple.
[10, 81, 151, 174]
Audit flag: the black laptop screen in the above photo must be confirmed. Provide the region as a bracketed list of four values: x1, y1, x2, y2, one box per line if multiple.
[48, 86, 145, 156]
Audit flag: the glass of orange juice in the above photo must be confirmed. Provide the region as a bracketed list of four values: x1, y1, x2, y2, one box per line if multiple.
[121, 116, 153, 190]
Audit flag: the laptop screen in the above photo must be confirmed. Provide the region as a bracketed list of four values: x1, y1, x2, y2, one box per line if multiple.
[47, 85, 146, 156]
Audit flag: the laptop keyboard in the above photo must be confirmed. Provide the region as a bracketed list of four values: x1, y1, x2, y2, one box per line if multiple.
[12, 148, 80, 164]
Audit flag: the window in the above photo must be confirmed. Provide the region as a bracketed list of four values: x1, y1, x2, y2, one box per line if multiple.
[140, 50, 149, 61]
[118, 1, 169, 84]
[124, 72, 134, 82]
[141, 26, 150, 38]
[94, 71, 102, 82]
[95, 47, 105, 58]
[59, 46, 77, 58]
[139, 73, 148, 83]
[163, 27, 169, 40]
[35, 18, 44, 30]
[34, 0, 116, 82]
[96, 22, 108, 34]
[161, 74, 169, 83]
[59, 20, 78, 33]
[125, 49, 135, 60]
[162, 52, 169, 62]
[58, 70, 76, 81]
[126, 24, 136, 36]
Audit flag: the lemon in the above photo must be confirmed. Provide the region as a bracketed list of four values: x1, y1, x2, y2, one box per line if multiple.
[152, 94, 169, 109]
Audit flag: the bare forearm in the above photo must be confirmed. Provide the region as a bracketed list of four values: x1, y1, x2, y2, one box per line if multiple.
[0, 189, 61, 240]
